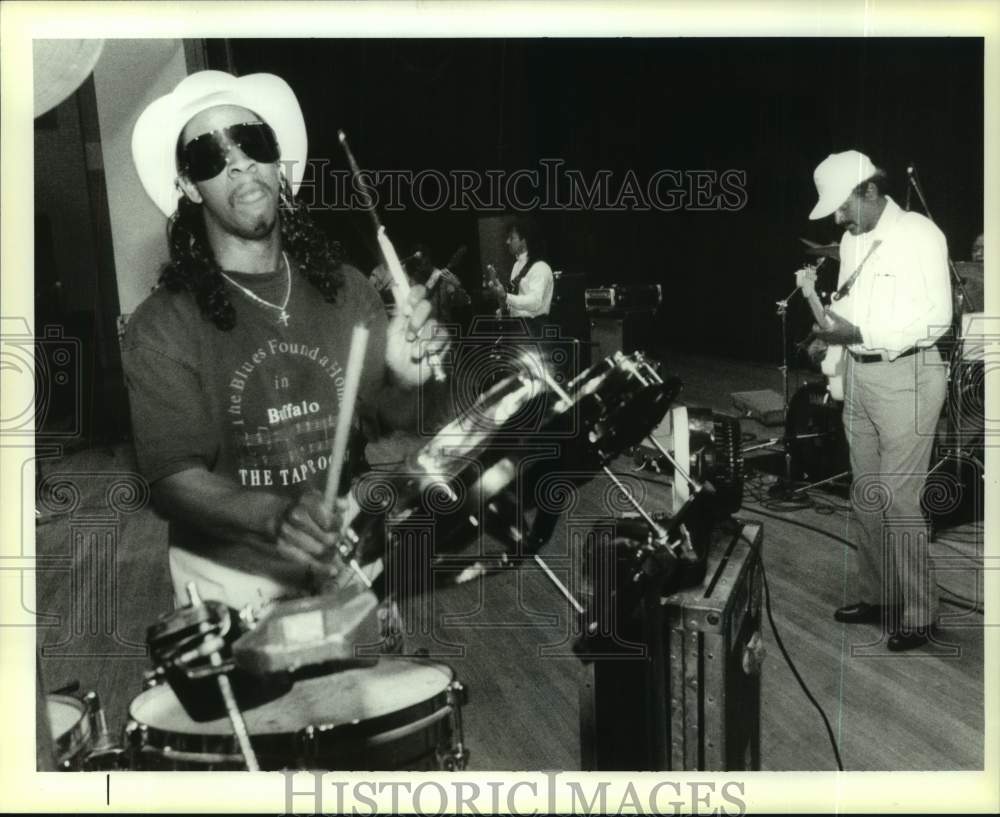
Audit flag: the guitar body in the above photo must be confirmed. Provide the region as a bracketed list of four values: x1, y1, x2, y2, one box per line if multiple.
[796, 266, 845, 402]
[483, 260, 510, 318]
[820, 344, 845, 401]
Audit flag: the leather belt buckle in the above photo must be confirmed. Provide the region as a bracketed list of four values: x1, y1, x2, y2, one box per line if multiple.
[850, 347, 917, 364]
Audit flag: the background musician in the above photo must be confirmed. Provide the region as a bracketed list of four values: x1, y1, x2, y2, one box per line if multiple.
[486, 216, 555, 337]
[404, 243, 473, 329]
[806, 150, 952, 651]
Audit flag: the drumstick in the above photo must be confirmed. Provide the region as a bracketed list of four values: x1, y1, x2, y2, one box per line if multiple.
[324, 325, 369, 509]
[339, 129, 445, 382]
[377, 226, 413, 318]
[322, 325, 373, 589]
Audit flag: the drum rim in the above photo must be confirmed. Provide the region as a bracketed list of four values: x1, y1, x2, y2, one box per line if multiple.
[47, 694, 92, 766]
[127, 658, 457, 761]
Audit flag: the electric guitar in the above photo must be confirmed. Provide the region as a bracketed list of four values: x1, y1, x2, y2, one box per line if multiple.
[795, 265, 846, 401]
[483, 262, 507, 318]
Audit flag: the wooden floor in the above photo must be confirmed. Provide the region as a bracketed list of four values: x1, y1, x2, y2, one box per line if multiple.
[34, 352, 985, 771]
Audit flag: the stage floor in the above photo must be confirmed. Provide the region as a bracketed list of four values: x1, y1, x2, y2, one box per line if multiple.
[33, 352, 985, 771]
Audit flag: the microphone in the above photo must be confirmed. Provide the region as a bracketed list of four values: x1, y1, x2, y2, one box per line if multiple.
[905, 164, 914, 211]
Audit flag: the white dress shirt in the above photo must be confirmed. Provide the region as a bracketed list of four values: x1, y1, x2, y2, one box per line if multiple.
[831, 196, 952, 359]
[506, 252, 554, 319]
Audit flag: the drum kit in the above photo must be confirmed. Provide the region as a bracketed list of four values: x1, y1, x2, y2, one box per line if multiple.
[43, 348, 730, 772]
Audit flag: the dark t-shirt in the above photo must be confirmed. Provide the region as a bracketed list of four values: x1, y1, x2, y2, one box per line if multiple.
[122, 259, 406, 603]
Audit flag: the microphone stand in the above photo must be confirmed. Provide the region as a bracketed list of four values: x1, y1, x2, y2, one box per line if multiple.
[906, 165, 972, 329]
[775, 284, 799, 420]
[907, 165, 981, 479]
[768, 263, 848, 494]
[773, 283, 804, 482]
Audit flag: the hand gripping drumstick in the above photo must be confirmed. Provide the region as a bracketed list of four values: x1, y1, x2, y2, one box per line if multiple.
[338, 130, 445, 381]
[184, 582, 260, 771]
[337, 131, 411, 312]
[323, 325, 373, 589]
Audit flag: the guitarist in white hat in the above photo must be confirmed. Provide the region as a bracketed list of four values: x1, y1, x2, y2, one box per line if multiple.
[801, 150, 952, 651]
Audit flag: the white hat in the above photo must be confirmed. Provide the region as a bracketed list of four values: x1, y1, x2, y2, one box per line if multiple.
[808, 150, 878, 220]
[131, 71, 307, 217]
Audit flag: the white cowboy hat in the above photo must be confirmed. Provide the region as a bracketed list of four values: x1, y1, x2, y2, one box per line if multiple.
[808, 150, 878, 220]
[131, 70, 307, 218]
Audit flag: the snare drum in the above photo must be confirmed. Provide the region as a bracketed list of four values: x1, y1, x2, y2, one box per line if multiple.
[125, 657, 468, 771]
[48, 695, 94, 770]
[47, 691, 123, 771]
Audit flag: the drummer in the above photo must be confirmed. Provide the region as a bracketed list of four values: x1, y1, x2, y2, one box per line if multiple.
[123, 70, 443, 614]
[971, 232, 983, 263]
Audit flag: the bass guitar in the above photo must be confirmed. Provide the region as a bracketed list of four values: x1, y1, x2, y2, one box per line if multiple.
[795, 265, 846, 401]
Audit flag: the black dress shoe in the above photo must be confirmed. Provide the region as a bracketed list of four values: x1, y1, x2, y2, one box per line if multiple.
[887, 629, 932, 652]
[833, 602, 897, 624]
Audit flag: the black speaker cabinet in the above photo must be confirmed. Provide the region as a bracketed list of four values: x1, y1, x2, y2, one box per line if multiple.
[580, 521, 764, 771]
[589, 312, 656, 362]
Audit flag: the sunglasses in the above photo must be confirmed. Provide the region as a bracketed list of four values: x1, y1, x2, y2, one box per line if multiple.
[178, 121, 281, 182]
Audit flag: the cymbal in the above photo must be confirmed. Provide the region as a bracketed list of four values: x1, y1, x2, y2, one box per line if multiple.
[799, 238, 840, 261]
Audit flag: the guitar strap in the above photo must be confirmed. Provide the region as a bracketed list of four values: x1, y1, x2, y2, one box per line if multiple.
[508, 256, 534, 295]
[831, 239, 882, 302]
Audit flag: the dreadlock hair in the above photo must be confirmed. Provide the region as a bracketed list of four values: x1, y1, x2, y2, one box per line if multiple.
[159, 176, 345, 330]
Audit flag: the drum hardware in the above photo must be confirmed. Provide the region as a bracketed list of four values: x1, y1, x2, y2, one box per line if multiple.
[45, 688, 125, 770]
[574, 499, 717, 662]
[146, 586, 291, 723]
[799, 237, 841, 262]
[49, 679, 81, 696]
[78, 691, 127, 769]
[189, 583, 259, 770]
[124, 657, 469, 771]
[145, 583, 266, 770]
[638, 406, 745, 516]
[346, 349, 699, 638]
[566, 354, 718, 596]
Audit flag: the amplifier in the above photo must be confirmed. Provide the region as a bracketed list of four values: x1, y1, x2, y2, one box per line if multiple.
[585, 284, 662, 314]
[580, 520, 764, 771]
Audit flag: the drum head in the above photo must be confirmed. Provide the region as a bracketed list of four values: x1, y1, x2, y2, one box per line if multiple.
[47, 695, 91, 767]
[130, 658, 453, 737]
[47, 695, 85, 739]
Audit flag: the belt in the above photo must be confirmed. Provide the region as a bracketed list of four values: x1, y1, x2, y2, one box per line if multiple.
[849, 346, 919, 364]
